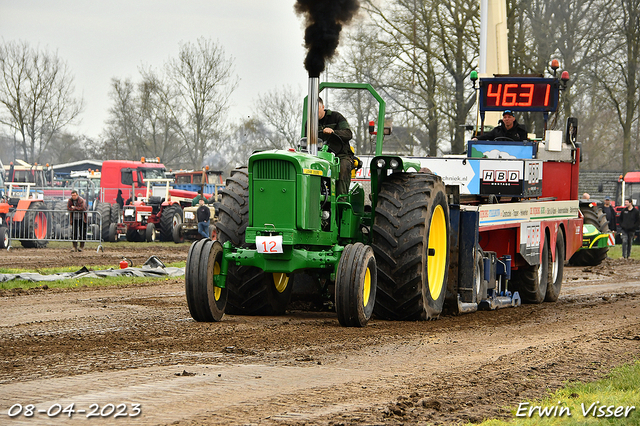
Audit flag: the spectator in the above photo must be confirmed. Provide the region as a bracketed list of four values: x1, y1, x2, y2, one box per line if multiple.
[602, 196, 616, 232]
[619, 197, 640, 259]
[67, 189, 87, 252]
[196, 198, 211, 239]
[116, 189, 125, 209]
[192, 189, 206, 206]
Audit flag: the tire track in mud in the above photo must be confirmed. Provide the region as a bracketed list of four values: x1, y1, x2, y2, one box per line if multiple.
[1, 290, 639, 424]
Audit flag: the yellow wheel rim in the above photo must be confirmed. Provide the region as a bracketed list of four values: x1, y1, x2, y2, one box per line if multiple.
[213, 261, 221, 301]
[427, 204, 447, 300]
[363, 267, 371, 306]
[273, 273, 289, 293]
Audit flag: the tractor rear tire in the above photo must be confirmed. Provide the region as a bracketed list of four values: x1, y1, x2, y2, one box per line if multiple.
[569, 204, 609, 266]
[160, 204, 182, 242]
[372, 173, 450, 320]
[185, 239, 227, 321]
[0, 225, 8, 249]
[110, 203, 121, 224]
[216, 167, 292, 315]
[54, 201, 68, 228]
[545, 228, 565, 302]
[96, 201, 111, 242]
[20, 202, 50, 248]
[335, 243, 377, 327]
[513, 234, 550, 304]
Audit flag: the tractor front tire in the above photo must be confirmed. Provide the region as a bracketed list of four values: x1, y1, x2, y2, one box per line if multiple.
[159, 204, 183, 242]
[335, 243, 377, 327]
[569, 204, 609, 266]
[108, 222, 118, 242]
[145, 223, 156, 242]
[173, 223, 185, 244]
[185, 239, 227, 321]
[0, 225, 8, 249]
[372, 173, 450, 320]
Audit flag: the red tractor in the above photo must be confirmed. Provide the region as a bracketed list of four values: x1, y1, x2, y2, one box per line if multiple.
[118, 179, 185, 242]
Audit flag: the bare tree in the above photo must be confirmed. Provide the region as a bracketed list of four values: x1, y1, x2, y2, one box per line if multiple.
[0, 40, 83, 163]
[594, 0, 640, 173]
[253, 85, 303, 149]
[162, 38, 238, 167]
[137, 72, 185, 165]
[363, 0, 479, 154]
[102, 77, 144, 159]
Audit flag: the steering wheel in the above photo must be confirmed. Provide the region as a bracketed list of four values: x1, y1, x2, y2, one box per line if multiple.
[494, 136, 515, 141]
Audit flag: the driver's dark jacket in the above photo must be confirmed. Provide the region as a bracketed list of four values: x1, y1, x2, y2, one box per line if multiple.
[317, 109, 353, 155]
[477, 119, 528, 141]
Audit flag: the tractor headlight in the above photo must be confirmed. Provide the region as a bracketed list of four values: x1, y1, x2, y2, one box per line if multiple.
[376, 158, 386, 169]
[390, 159, 400, 169]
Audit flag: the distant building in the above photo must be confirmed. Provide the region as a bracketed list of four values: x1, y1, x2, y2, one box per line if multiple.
[52, 160, 103, 179]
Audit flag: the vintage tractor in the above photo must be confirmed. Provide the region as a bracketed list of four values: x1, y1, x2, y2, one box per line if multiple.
[173, 182, 223, 244]
[120, 178, 183, 242]
[185, 81, 446, 326]
[0, 183, 50, 249]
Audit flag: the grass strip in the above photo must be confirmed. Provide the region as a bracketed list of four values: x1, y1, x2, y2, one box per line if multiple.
[0, 261, 185, 290]
[478, 360, 639, 425]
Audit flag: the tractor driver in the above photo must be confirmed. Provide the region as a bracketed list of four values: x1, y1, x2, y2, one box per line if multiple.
[472, 110, 528, 141]
[317, 97, 354, 196]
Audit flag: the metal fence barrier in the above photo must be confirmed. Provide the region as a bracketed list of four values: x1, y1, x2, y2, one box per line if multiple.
[5, 208, 104, 252]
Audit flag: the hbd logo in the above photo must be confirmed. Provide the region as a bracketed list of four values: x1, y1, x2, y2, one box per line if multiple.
[482, 170, 520, 182]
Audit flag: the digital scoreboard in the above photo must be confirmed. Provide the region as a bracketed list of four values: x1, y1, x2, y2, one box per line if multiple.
[479, 77, 560, 113]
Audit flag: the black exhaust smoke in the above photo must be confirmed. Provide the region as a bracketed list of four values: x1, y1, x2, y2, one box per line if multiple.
[295, 0, 360, 77]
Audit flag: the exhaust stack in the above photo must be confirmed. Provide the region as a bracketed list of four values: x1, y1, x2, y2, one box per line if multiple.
[307, 76, 319, 156]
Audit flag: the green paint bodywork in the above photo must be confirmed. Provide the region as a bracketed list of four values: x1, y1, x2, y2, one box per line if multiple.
[580, 224, 613, 249]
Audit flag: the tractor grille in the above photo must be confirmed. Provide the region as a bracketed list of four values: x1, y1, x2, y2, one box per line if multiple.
[253, 159, 295, 181]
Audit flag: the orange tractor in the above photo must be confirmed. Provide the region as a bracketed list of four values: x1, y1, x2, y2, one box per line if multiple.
[0, 183, 50, 249]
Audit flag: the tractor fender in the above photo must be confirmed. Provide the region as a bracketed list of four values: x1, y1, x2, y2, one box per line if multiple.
[12, 200, 41, 222]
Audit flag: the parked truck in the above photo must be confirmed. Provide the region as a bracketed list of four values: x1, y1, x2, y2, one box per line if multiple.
[184, 68, 589, 326]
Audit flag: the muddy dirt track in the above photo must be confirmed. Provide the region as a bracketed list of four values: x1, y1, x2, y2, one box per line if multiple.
[0, 245, 639, 425]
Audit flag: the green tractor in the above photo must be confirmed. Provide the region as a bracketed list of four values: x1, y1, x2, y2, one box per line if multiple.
[185, 82, 450, 326]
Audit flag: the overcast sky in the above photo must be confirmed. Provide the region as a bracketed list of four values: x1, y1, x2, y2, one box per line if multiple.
[0, 0, 310, 140]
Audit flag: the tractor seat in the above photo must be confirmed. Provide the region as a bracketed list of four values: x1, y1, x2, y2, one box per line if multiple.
[148, 196, 164, 205]
[9, 197, 20, 206]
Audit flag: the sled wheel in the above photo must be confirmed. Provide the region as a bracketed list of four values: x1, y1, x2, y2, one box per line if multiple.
[336, 243, 377, 327]
[514, 233, 550, 304]
[545, 228, 565, 302]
